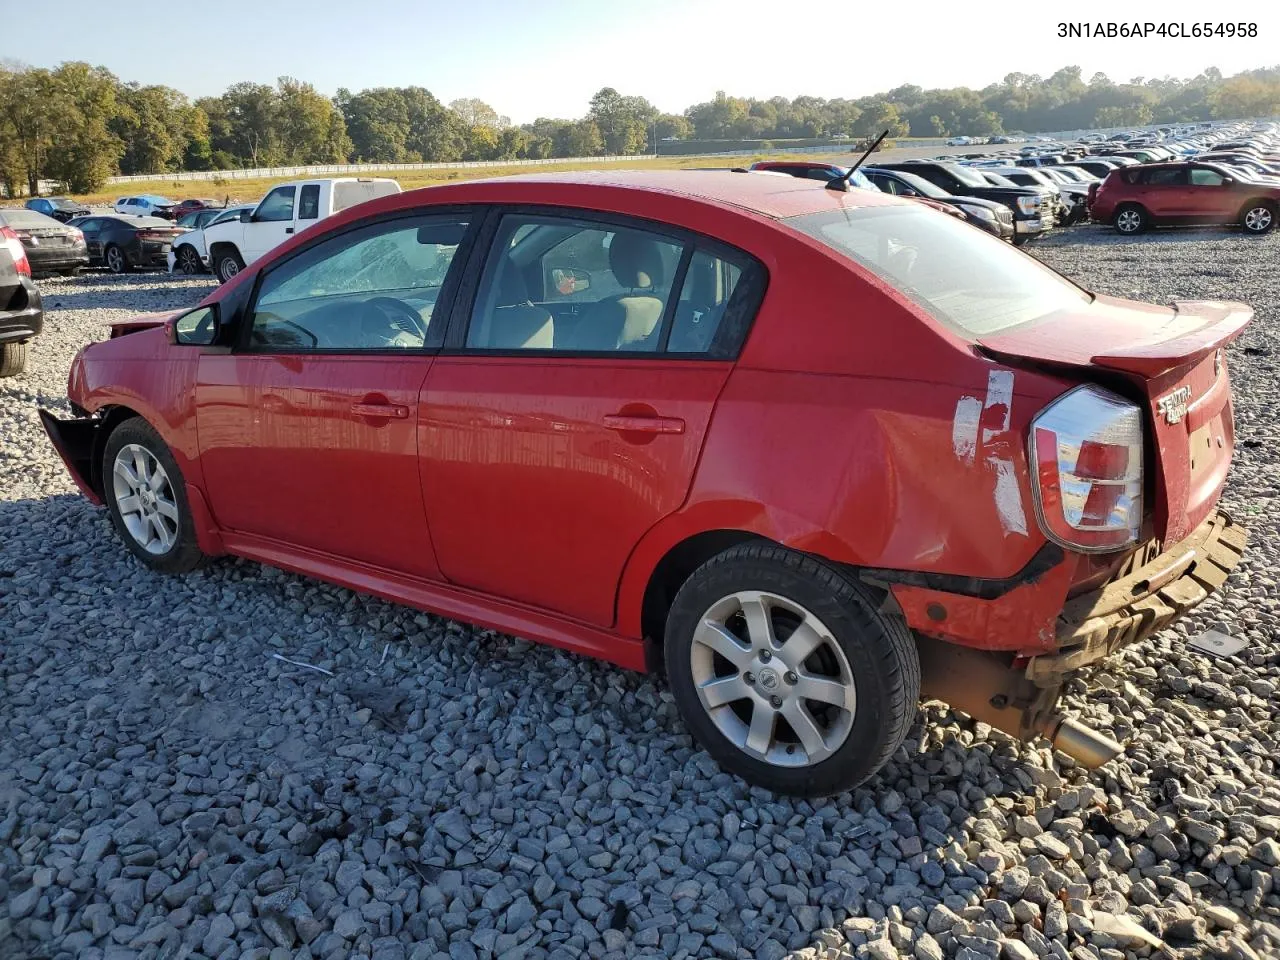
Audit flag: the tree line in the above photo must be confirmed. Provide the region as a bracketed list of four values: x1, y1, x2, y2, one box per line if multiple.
[1, 61, 1277, 196]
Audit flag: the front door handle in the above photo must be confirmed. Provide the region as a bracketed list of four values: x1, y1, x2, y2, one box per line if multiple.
[285, 227, 294, 234]
[603, 414, 685, 435]
[351, 402, 410, 419]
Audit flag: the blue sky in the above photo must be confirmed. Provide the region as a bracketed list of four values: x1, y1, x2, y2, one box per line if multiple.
[2, 0, 1275, 122]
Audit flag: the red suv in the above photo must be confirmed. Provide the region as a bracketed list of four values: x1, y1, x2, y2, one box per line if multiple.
[40, 172, 1248, 796]
[1089, 162, 1278, 234]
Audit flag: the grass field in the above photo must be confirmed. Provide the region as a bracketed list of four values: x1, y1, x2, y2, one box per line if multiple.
[66, 153, 850, 206]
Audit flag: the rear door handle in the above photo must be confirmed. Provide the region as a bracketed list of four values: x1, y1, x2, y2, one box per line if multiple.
[351, 402, 410, 419]
[603, 414, 685, 435]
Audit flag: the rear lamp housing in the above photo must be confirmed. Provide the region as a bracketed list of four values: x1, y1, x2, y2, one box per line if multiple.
[1029, 384, 1144, 552]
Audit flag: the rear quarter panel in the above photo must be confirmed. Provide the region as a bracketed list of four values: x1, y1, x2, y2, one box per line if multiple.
[616, 241, 1072, 636]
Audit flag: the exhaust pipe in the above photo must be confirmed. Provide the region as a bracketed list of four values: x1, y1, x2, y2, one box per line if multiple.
[1043, 715, 1124, 768]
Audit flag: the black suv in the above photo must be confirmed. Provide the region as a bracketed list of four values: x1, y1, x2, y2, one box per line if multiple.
[873, 160, 1057, 243]
[1, 229, 43, 377]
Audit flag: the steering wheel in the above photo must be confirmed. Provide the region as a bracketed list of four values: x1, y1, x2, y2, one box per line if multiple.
[362, 296, 428, 344]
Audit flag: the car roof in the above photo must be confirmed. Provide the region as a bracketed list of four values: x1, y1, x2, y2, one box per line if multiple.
[388, 170, 905, 221]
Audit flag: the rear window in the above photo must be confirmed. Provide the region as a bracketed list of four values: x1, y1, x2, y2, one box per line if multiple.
[332, 180, 401, 212]
[786, 205, 1089, 337]
[2, 209, 61, 227]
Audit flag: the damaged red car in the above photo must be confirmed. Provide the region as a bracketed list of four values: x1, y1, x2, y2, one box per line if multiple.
[41, 171, 1248, 797]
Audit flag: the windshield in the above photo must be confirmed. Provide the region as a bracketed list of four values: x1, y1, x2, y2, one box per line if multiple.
[785, 205, 1090, 337]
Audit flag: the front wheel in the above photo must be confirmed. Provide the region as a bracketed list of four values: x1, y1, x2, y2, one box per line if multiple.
[664, 543, 920, 797]
[1242, 202, 1276, 235]
[1113, 204, 1148, 235]
[103, 418, 206, 573]
[213, 250, 244, 284]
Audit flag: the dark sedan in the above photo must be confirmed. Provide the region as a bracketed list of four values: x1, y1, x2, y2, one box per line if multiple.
[862, 167, 1016, 241]
[0, 209, 89, 277]
[24, 196, 91, 223]
[0, 224, 42, 377]
[66, 216, 188, 273]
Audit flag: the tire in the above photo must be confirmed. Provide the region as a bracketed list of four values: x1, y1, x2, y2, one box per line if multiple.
[1011, 234, 1030, 247]
[104, 244, 131, 273]
[176, 245, 204, 275]
[1113, 204, 1148, 235]
[102, 417, 206, 574]
[664, 543, 920, 797]
[213, 249, 244, 284]
[1241, 201, 1276, 235]
[0, 342, 27, 378]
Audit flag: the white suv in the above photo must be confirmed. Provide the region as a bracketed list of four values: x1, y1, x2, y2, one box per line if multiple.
[115, 196, 175, 218]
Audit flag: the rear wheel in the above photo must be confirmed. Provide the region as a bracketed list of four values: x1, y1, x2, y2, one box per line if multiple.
[177, 245, 203, 275]
[1114, 204, 1148, 235]
[213, 249, 244, 284]
[664, 543, 920, 797]
[103, 418, 206, 573]
[104, 244, 130, 273]
[1241, 201, 1276, 235]
[0, 342, 28, 378]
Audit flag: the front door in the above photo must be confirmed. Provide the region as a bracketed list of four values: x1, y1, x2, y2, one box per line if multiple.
[78, 219, 106, 261]
[242, 185, 297, 264]
[420, 211, 760, 627]
[1184, 166, 1233, 223]
[196, 212, 475, 579]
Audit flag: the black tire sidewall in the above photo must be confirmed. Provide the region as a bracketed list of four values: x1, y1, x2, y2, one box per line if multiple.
[215, 252, 243, 284]
[665, 547, 918, 797]
[102, 418, 205, 573]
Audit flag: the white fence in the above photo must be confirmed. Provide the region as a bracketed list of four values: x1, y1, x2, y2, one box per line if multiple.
[106, 154, 660, 184]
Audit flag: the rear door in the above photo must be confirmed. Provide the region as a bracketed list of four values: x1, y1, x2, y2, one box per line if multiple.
[419, 210, 764, 627]
[1140, 167, 1190, 218]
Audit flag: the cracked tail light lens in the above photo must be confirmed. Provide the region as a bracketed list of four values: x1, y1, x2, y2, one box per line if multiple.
[1030, 385, 1144, 553]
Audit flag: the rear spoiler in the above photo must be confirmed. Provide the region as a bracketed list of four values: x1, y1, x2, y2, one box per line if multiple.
[1090, 301, 1253, 378]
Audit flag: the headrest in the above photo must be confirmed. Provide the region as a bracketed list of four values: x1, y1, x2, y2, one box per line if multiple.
[608, 232, 665, 290]
[495, 265, 531, 306]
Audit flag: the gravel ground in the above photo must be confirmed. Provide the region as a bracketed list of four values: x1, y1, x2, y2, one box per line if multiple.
[2, 231, 1279, 960]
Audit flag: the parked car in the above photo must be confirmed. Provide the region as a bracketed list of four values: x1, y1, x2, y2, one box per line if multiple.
[168, 206, 256, 275]
[1090, 162, 1279, 234]
[66, 215, 189, 272]
[0, 209, 89, 277]
[202, 177, 402, 283]
[175, 209, 229, 230]
[0, 223, 42, 377]
[24, 196, 91, 222]
[747, 161, 969, 223]
[876, 160, 1056, 243]
[167, 198, 223, 220]
[862, 167, 1015, 240]
[983, 166, 1089, 225]
[39, 171, 1249, 796]
[114, 195, 176, 219]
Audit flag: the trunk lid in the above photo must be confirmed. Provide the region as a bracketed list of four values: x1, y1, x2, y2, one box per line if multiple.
[979, 295, 1251, 544]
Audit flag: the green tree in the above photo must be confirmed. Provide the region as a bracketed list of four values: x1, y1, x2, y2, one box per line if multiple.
[449, 97, 509, 129]
[222, 81, 280, 167]
[276, 77, 351, 164]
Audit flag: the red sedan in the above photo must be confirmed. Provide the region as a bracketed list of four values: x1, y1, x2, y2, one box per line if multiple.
[41, 171, 1248, 796]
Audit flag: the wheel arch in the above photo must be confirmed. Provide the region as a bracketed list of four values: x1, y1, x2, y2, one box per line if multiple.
[1239, 196, 1278, 224]
[207, 240, 242, 264]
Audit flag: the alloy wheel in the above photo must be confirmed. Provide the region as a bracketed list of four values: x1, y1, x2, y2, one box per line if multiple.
[1116, 210, 1141, 233]
[179, 247, 202, 274]
[1244, 206, 1274, 233]
[689, 590, 856, 767]
[106, 246, 124, 272]
[111, 444, 179, 555]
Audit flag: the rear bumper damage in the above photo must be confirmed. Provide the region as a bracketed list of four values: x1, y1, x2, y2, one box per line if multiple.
[913, 509, 1246, 766]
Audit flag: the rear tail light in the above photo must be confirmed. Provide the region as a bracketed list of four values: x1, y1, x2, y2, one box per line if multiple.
[1029, 385, 1144, 552]
[0, 226, 31, 276]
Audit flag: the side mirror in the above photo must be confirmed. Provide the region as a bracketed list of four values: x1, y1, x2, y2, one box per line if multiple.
[549, 267, 591, 296]
[239, 210, 252, 223]
[173, 305, 219, 346]
[1222, 177, 1234, 186]
[900, 187, 919, 196]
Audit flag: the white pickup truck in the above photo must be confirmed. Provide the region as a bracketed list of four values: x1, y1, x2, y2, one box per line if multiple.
[204, 177, 402, 283]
